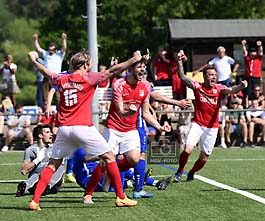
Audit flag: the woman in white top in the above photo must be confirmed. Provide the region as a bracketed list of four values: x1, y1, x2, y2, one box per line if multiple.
[0, 54, 20, 106]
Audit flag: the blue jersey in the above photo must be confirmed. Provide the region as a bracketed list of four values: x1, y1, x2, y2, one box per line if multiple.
[72, 148, 98, 189]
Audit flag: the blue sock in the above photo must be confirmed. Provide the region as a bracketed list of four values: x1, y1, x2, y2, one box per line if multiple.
[66, 157, 74, 174]
[134, 159, 146, 191]
[145, 177, 155, 186]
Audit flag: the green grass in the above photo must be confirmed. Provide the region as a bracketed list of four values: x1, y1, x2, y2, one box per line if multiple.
[1, 148, 265, 221]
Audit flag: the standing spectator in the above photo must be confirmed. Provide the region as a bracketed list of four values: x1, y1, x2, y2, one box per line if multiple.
[194, 46, 239, 87]
[0, 54, 20, 107]
[241, 40, 263, 97]
[225, 98, 248, 147]
[1, 104, 33, 152]
[174, 50, 247, 182]
[34, 56, 45, 111]
[151, 46, 171, 86]
[27, 49, 141, 210]
[246, 99, 265, 147]
[32, 33, 67, 106]
[171, 52, 186, 100]
[16, 124, 65, 197]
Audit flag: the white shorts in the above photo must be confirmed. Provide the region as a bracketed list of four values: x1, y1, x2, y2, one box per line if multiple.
[51, 126, 111, 159]
[103, 128, 140, 155]
[8, 128, 27, 138]
[185, 122, 218, 155]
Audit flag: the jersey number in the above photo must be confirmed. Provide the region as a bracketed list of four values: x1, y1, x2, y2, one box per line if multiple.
[64, 89, 78, 106]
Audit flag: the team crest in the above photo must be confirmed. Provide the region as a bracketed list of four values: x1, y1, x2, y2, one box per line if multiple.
[212, 89, 217, 94]
[139, 90, 144, 96]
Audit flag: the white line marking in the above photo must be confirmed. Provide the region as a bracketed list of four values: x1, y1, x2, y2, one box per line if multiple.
[0, 179, 25, 183]
[195, 174, 265, 204]
[0, 163, 20, 166]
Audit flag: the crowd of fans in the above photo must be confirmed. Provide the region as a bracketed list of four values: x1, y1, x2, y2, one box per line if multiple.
[0, 37, 264, 151]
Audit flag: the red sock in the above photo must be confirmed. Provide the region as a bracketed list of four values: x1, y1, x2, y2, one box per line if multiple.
[189, 159, 206, 174]
[177, 151, 190, 173]
[85, 164, 105, 196]
[106, 161, 125, 199]
[32, 166, 55, 203]
[117, 158, 132, 172]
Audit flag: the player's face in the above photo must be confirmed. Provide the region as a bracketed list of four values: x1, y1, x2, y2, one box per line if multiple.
[204, 69, 217, 87]
[132, 62, 146, 81]
[41, 128, 53, 144]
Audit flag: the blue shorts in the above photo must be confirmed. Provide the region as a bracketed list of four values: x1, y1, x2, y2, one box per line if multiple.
[138, 128, 147, 153]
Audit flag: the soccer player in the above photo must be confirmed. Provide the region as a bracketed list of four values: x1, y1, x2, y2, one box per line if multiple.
[174, 50, 247, 182]
[16, 124, 65, 197]
[84, 56, 171, 199]
[27, 49, 142, 210]
[133, 71, 192, 198]
[72, 148, 172, 192]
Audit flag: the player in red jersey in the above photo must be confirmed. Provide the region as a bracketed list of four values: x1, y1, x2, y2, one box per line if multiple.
[174, 50, 247, 182]
[84, 56, 171, 197]
[27, 50, 142, 210]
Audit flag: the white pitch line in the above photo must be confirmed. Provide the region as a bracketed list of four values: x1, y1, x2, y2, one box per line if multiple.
[195, 174, 265, 205]
[0, 179, 25, 183]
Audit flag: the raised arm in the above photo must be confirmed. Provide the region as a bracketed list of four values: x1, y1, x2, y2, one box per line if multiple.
[28, 51, 53, 77]
[103, 51, 142, 80]
[257, 40, 263, 56]
[177, 51, 193, 88]
[32, 34, 44, 54]
[241, 39, 248, 57]
[61, 32, 67, 56]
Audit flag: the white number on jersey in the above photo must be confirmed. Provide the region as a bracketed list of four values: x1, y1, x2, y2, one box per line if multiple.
[64, 89, 78, 106]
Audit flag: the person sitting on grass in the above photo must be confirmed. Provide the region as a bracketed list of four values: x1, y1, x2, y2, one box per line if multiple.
[16, 124, 65, 197]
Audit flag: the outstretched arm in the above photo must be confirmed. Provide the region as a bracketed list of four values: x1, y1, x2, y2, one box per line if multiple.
[103, 51, 142, 80]
[223, 80, 248, 95]
[257, 40, 263, 56]
[150, 91, 191, 108]
[177, 51, 193, 88]
[28, 51, 53, 77]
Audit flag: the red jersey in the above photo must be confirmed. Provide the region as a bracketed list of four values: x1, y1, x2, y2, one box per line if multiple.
[191, 81, 227, 128]
[244, 55, 262, 78]
[171, 59, 185, 96]
[152, 55, 170, 80]
[51, 71, 105, 126]
[106, 78, 151, 132]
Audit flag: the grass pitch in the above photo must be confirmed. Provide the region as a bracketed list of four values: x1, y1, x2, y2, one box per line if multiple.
[0, 148, 265, 221]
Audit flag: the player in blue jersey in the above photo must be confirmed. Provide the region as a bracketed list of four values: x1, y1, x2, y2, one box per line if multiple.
[73, 148, 172, 192]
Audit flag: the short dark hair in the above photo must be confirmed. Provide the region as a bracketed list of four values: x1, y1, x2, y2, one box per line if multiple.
[33, 124, 52, 140]
[202, 65, 216, 75]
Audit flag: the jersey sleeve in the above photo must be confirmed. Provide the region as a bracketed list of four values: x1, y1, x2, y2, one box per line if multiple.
[23, 147, 35, 162]
[208, 58, 215, 65]
[112, 80, 123, 103]
[227, 56, 235, 65]
[86, 71, 105, 86]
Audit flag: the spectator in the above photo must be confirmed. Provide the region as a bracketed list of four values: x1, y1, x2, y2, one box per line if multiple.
[194, 46, 239, 87]
[225, 98, 248, 147]
[151, 46, 171, 86]
[0, 54, 20, 107]
[246, 99, 265, 147]
[170, 51, 186, 100]
[241, 40, 263, 97]
[32, 33, 67, 106]
[98, 65, 110, 88]
[16, 124, 65, 197]
[247, 84, 264, 108]
[1, 104, 33, 152]
[34, 56, 45, 111]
